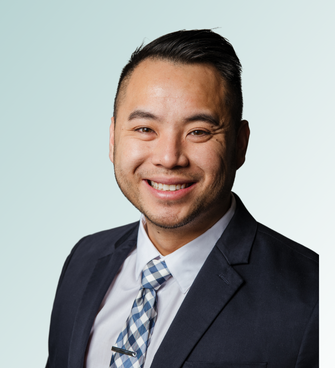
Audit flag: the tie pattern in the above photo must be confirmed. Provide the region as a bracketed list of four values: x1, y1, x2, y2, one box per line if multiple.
[110, 258, 171, 368]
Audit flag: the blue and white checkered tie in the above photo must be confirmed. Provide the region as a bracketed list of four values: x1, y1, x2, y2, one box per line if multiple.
[110, 258, 172, 368]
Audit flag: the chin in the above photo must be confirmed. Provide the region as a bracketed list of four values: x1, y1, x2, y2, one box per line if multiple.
[143, 208, 202, 230]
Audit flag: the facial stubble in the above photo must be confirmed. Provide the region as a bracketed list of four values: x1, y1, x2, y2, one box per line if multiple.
[113, 161, 235, 231]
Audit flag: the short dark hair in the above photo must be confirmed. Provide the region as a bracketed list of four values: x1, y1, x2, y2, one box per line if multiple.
[113, 29, 243, 128]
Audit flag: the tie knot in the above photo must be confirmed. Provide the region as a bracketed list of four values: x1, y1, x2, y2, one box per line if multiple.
[141, 258, 171, 291]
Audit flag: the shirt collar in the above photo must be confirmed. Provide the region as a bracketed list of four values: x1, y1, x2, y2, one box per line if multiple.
[136, 194, 236, 294]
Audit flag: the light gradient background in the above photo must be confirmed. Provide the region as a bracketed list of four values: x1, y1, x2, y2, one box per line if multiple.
[1, 1, 333, 366]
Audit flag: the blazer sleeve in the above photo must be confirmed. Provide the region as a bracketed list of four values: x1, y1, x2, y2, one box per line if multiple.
[295, 300, 319, 368]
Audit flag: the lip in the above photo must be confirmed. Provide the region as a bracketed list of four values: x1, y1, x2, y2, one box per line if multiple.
[143, 179, 196, 200]
[145, 177, 195, 185]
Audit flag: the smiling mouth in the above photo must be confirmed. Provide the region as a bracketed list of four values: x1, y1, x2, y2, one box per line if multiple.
[149, 180, 193, 192]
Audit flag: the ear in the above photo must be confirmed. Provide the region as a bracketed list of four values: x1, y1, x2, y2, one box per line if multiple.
[235, 120, 250, 170]
[109, 117, 115, 163]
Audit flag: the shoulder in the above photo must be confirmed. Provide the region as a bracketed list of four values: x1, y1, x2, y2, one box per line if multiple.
[70, 221, 140, 259]
[256, 222, 318, 264]
[232, 193, 318, 267]
[228, 194, 318, 303]
[54, 221, 139, 295]
[249, 222, 319, 304]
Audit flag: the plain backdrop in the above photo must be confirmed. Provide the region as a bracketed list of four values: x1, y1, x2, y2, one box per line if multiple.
[1, 1, 333, 366]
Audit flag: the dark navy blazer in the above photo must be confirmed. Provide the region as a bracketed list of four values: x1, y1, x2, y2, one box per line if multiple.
[46, 195, 319, 368]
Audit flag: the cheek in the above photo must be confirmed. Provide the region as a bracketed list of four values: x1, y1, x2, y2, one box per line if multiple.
[115, 138, 150, 173]
[191, 145, 228, 178]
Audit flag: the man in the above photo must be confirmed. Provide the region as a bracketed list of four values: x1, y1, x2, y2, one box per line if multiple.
[46, 30, 318, 368]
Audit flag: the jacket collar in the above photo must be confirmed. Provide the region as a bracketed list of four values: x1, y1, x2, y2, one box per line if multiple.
[216, 193, 257, 265]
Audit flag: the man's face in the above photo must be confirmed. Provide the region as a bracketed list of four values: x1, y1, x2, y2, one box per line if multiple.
[110, 59, 249, 232]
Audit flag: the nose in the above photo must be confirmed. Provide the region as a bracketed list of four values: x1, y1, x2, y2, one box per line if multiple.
[151, 134, 189, 169]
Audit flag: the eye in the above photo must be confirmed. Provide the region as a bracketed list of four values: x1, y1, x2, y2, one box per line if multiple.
[136, 127, 154, 133]
[189, 129, 209, 136]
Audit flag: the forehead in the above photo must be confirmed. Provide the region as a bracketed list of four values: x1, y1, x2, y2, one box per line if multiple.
[118, 59, 228, 119]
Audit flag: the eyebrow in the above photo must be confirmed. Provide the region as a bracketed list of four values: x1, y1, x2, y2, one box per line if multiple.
[128, 110, 158, 121]
[128, 110, 220, 126]
[184, 113, 220, 127]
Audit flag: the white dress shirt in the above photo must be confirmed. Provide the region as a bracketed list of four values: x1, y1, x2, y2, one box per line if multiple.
[85, 195, 236, 368]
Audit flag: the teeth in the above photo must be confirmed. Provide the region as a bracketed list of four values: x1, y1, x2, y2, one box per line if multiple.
[150, 181, 190, 191]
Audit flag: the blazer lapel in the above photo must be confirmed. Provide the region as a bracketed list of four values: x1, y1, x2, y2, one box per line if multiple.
[151, 246, 244, 368]
[151, 194, 258, 368]
[68, 224, 139, 368]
